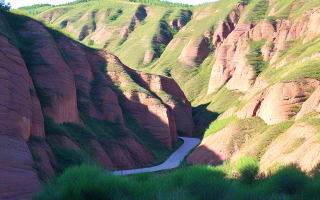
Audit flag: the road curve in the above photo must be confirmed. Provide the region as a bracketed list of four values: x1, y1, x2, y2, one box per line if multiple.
[111, 137, 201, 176]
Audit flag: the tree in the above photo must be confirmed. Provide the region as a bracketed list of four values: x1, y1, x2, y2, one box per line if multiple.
[0, 0, 11, 11]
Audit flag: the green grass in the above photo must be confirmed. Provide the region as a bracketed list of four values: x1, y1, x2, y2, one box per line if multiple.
[246, 39, 268, 77]
[207, 86, 243, 113]
[245, 0, 269, 23]
[235, 156, 259, 185]
[204, 117, 236, 138]
[34, 163, 320, 200]
[284, 138, 306, 154]
[129, 0, 192, 7]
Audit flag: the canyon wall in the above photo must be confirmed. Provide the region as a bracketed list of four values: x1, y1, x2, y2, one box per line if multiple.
[0, 10, 193, 199]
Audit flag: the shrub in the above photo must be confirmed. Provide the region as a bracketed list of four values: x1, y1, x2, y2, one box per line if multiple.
[88, 40, 94, 46]
[235, 156, 259, 185]
[267, 165, 310, 195]
[33, 165, 135, 200]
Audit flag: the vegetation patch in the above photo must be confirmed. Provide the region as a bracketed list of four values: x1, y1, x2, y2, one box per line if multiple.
[235, 156, 259, 185]
[129, 0, 191, 7]
[283, 138, 306, 154]
[204, 117, 236, 138]
[246, 39, 268, 78]
[34, 163, 320, 199]
[245, 0, 269, 23]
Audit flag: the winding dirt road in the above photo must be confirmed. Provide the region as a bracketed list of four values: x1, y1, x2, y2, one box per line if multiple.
[111, 137, 201, 175]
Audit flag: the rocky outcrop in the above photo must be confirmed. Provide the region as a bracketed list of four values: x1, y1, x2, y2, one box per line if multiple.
[237, 82, 316, 125]
[187, 123, 238, 165]
[249, 20, 275, 42]
[0, 20, 44, 199]
[19, 20, 82, 125]
[0, 134, 42, 200]
[212, 21, 235, 47]
[296, 86, 320, 120]
[91, 140, 114, 169]
[178, 38, 210, 67]
[143, 49, 156, 65]
[260, 124, 320, 173]
[133, 71, 195, 137]
[208, 24, 253, 94]
[122, 91, 177, 148]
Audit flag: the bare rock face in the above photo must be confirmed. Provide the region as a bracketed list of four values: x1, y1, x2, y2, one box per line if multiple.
[0, 34, 44, 140]
[169, 19, 185, 29]
[107, 144, 137, 170]
[304, 9, 320, 43]
[86, 51, 125, 124]
[212, 22, 235, 47]
[133, 71, 195, 136]
[187, 124, 238, 165]
[122, 136, 154, 166]
[296, 86, 320, 120]
[260, 124, 320, 173]
[143, 49, 156, 65]
[249, 20, 275, 42]
[226, 38, 254, 92]
[91, 140, 114, 169]
[28, 141, 55, 180]
[55, 36, 99, 119]
[238, 82, 315, 125]
[0, 22, 44, 199]
[98, 52, 192, 144]
[0, 134, 42, 200]
[122, 91, 177, 148]
[208, 24, 253, 94]
[178, 38, 210, 67]
[19, 20, 82, 125]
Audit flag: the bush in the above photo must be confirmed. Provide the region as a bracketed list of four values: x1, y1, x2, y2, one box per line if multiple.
[33, 165, 135, 200]
[267, 165, 310, 195]
[235, 156, 259, 185]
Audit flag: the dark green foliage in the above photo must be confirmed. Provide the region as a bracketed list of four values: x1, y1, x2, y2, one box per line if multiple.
[43, 114, 131, 172]
[163, 68, 172, 77]
[60, 20, 68, 29]
[88, 40, 94, 46]
[35, 164, 320, 200]
[152, 11, 175, 58]
[109, 9, 123, 21]
[246, 39, 268, 77]
[78, 25, 88, 41]
[267, 16, 277, 30]
[246, 0, 269, 23]
[239, 0, 252, 5]
[267, 165, 309, 195]
[28, 136, 48, 181]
